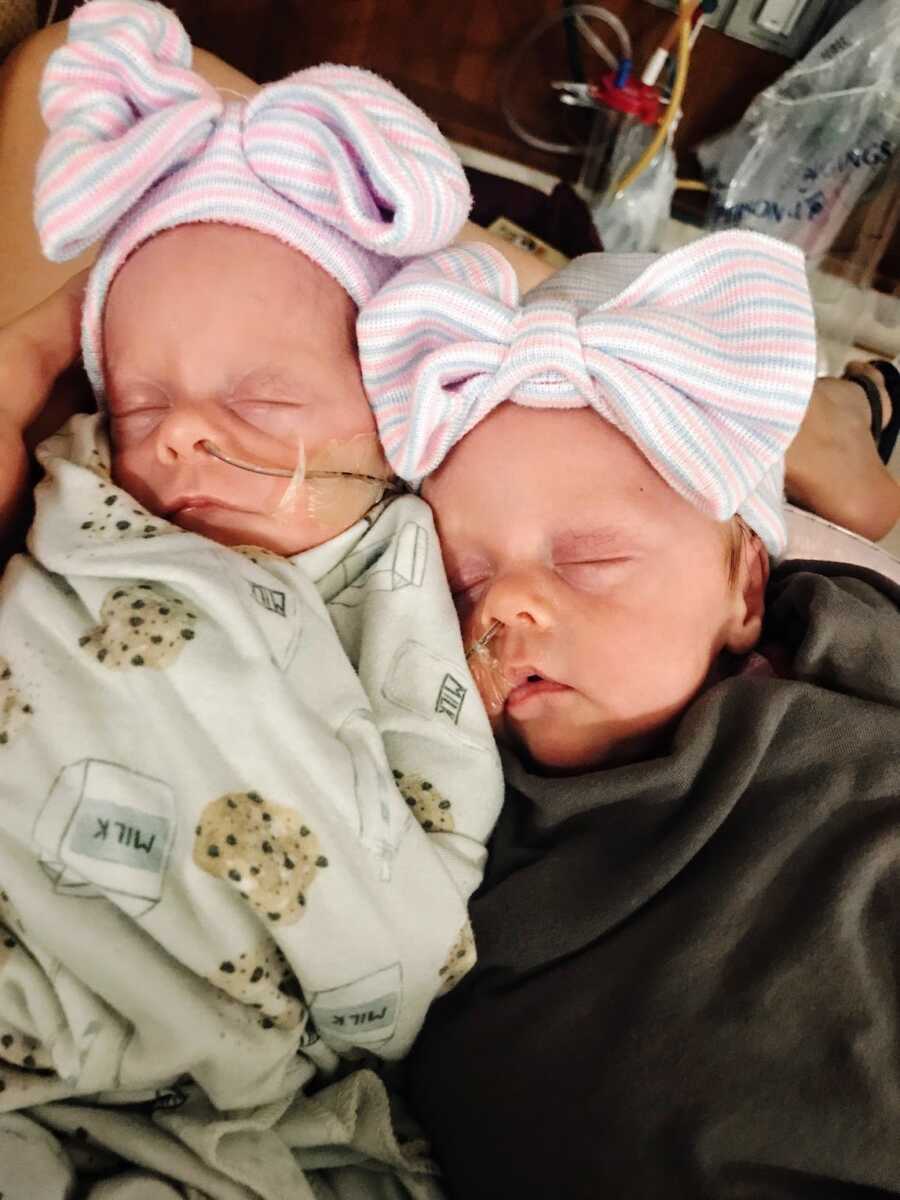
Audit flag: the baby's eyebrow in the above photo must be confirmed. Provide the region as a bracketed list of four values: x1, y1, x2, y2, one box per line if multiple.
[104, 377, 165, 408]
[552, 528, 637, 558]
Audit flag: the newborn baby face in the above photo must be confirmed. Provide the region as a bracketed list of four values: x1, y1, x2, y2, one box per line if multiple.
[104, 224, 390, 555]
[424, 405, 764, 772]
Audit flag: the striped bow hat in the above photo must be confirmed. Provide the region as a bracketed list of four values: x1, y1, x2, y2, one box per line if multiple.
[34, 0, 471, 401]
[357, 231, 817, 556]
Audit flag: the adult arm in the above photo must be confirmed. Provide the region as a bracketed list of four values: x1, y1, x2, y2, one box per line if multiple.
[0, 270, 87, 545]
[0, 22, 259, 327]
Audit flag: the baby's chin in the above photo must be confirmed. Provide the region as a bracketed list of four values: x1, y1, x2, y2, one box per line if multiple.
[494, 705, 676, 775]
[170, 506, 339, 557]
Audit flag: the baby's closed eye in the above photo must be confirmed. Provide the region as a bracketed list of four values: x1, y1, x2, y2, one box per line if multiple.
[450, 583, 487, 620]
[554, 558, 633, 589]
[108, 406, 169, 444]
[447, 562, 491, 614]
[227, 399, 309, 437]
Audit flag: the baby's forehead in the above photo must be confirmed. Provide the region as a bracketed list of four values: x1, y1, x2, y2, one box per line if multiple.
[103, 225, 357, 379]
[431, 404, 657, 494]
[118, 222, 308, 269]
[106, 224, 351, 320]
[424, 404, 722, 559]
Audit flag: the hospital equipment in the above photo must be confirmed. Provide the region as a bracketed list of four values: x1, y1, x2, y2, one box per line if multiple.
[502, 0, 893, 254]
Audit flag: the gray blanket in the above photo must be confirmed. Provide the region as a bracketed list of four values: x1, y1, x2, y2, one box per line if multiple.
[407, 563, 900, 1199]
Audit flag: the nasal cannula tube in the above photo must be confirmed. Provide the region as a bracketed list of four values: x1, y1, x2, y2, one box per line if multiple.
[465, 619, 502, 662]
[464, 618, 510, 718]
[200, 440, 403, 490]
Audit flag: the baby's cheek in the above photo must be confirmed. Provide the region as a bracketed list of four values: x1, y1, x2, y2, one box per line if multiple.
[111, 452, 164, 517]
[612, 621, 719, 721]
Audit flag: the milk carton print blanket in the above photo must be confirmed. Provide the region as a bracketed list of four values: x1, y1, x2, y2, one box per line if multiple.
[0, 414, 502, 1199]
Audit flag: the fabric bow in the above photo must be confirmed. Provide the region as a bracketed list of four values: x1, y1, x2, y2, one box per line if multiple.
[242, 66, 470, 258]
[358, 231, 817, 551]
[35, 0, 470, 264]
[35, 0, 223, 261]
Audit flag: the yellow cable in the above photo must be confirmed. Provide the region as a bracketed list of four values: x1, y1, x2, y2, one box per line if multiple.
[675, 178, 709, 191]
[610, 1, 692, 198]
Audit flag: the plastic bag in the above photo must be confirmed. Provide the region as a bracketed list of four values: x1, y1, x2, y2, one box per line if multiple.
[587, 119, 677, 252]
[698, 0, 900, 262]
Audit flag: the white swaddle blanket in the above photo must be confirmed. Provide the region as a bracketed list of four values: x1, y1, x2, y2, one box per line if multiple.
[0, 414, 502, 1117]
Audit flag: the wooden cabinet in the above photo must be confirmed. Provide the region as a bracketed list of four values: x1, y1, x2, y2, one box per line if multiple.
[40, 0, 900, 293]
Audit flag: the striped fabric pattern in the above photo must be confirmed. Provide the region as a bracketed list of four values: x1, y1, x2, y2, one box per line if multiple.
[357, 231, 818, 556]
[34, 0, 471, 399]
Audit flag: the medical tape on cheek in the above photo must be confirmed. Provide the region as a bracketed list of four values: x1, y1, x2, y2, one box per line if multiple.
[201, 434, 307, 516]
[301, 433, 396, 527]
[267, 431, 307, 518]
[202, 431, 397, 523]
[465, 618, 512, 719]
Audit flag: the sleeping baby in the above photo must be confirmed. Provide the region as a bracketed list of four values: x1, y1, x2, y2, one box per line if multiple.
[358, 242, 900, 1197]
[0, 0, 502, 1116]
[359, 232, 817, 772]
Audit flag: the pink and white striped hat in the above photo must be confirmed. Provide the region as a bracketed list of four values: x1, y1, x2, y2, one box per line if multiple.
[34, 0, 471, 401]
[358, 232, 818, 556]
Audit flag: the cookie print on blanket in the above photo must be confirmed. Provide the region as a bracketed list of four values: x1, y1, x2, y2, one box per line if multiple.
[42, 426, 164, 544]
[394, 771, 455, 833]
[79, 583, 198, 669]
[77, 485, 163, 542]
[0, 916, 54, 1084]
[193, 791, 327, 924]
[0, 1023, 53, 1072]
[437, 921, 476, 996]
[0, 658, 33, 746]
[0, 410, 502, 1099]
[209, 939, 307, 1031]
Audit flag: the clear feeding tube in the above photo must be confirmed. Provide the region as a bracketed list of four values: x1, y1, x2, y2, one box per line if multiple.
[199, 433, 403, 529]
[201, 440, 402, 490]
[464, 617, 514, 719]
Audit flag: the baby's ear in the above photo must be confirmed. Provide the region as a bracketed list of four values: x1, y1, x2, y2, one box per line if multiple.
[723, 524, 769, 656]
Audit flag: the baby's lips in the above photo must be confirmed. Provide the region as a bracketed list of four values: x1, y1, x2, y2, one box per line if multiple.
[167, 495, 245, 513]
[500, 663, 546, 690]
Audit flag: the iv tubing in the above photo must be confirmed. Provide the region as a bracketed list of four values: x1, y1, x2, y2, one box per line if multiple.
[574, 9, 632, 65]
[501, 4, 632, 156]
[562, 0, 586, 82]
[610, 3, 691, 198]
[655, 0, 702, 61]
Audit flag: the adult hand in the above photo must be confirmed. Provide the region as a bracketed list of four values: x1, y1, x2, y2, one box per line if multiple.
[0, 269, 89, 548]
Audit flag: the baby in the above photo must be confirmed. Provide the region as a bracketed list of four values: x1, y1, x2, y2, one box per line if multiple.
[359, 233, 817, 772]
[357, 241, 900, 1199]
[0, 0, 502, 1119]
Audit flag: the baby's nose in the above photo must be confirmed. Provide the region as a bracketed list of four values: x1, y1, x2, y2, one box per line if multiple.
[482, 569, 555, 632]
[155, 405, 217, 465]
